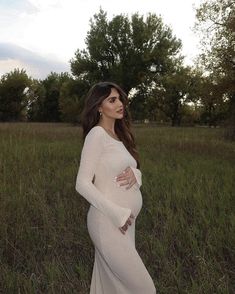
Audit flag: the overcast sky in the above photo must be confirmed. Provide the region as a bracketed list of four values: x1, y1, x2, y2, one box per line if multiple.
[0, 0, 203, 79]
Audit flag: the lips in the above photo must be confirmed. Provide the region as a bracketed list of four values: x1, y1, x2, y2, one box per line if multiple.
[117, 109, 123, 113]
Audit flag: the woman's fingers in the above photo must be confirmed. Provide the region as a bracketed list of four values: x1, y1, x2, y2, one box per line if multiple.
[119, 179, 130, 186]
[127, 218, 132, 226]
[116, 177, 136, 189]
[125, 179, 136, 190]
[115, 168, 130, 180]
[119, 214, 135, 234]
[115, 167, 137, 189]
[119, 227, 125, 234]
[119, 225, 126, 234]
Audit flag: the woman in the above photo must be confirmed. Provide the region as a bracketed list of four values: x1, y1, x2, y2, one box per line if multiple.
[75, 81, 156, 293]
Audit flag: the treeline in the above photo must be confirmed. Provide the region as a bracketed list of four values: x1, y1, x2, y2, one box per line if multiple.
[0, 1, 234, 127]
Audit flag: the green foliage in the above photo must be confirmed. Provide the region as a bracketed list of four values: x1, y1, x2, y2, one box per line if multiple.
[27, 72, 87, 123]
[0, 68, 30, 121]
[71, 8, 209, 126]
[195, 0, 234, 75]
[27, 79, 46, 122]
[59, 78, 90, 123]
[40, 72, 71, 122]
[70, 8, 182, 94]
[197, 76, 230, 126]
[0, 123, 234, 293]
[194, 0, 235, 129]
[145, 66, 202, 126]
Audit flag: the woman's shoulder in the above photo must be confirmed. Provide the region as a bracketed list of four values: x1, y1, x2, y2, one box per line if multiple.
[87, 125, 103, 135]
[85, 125, 106, 141]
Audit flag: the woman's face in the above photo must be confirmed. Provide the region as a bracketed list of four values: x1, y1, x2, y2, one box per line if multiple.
[98, 87, 124, 120]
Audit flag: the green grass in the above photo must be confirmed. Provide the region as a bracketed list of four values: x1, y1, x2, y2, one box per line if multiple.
[0, 122, 234, 293]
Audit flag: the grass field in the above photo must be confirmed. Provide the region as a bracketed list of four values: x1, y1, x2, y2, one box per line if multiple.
[0, 122, 234, 293]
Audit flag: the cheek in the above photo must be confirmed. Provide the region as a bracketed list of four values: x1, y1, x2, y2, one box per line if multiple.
[103, 103, 116, 114]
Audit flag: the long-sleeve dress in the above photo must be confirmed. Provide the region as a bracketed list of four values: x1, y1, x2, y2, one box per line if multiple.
[75, 126, 156, 294]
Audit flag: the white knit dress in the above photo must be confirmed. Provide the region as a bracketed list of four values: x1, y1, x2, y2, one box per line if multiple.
[75, 126, 156, 294]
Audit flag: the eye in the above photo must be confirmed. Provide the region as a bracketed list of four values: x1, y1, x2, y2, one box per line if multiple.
[109, 98, 116, 103]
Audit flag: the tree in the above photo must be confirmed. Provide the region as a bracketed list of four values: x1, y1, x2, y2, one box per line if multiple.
[195, 0, 234, 73]
[27, 72, 73, 122]
[129, 86, 151, 121]
[0, 68, 30, 121]
[148, 66, 202, 126]
[40, 72, 71, 122]
[194, 0, 235, 130]
[70, 8, 182, 95]
[27, 79, 46, 122]
[198, 75, 229, 126]
[59, 77, 90, 123]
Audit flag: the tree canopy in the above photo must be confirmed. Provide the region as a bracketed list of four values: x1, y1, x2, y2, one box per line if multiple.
[0, 69, 30, 121]
[1, 5, 233, 127]
[194, 0, 235, 127]
[70, 8, 182, 95]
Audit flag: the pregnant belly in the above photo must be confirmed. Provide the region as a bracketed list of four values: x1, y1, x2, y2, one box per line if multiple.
[106, 185, 143, 218]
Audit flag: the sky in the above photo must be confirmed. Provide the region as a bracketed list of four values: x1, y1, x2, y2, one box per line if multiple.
[0, 0, 203, 79]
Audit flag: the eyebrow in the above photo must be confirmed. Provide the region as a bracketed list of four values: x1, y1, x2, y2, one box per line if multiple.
[107, 96, 120, 101]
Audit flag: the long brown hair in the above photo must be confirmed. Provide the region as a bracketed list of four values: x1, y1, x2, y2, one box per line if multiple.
[80, 81, 140, 168]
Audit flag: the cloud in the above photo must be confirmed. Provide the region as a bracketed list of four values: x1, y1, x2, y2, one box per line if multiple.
[0, 0, 38, 13]
[0, 0, 202, 79]
[27, 0, 62, 10]
[0, 42, 70, 79]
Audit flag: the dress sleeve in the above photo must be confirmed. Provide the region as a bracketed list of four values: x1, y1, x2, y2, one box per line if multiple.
[130, 166, 142, 188]
[75, 127, 131, 228]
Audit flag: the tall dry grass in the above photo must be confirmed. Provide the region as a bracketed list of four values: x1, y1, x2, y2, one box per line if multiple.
[0, 123, 234, 293]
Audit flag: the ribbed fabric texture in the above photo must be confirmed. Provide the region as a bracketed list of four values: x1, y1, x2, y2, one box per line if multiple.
[75, 126, 156, 293]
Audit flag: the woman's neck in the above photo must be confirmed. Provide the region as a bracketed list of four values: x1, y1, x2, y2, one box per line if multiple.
[97, 118, 116, 133]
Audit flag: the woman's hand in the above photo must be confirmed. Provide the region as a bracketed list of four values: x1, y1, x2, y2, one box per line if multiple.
[115, 166, 137, 190]
[119, 213, 135, 234]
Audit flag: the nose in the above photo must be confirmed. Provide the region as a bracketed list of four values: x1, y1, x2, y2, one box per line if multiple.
[118, 98, 123, 107]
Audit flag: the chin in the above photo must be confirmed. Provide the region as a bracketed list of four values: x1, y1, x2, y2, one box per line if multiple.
[110, 112, 124, 119]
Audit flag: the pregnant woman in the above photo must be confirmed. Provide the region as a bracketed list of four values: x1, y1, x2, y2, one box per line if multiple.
[75, 81, 156, 293]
